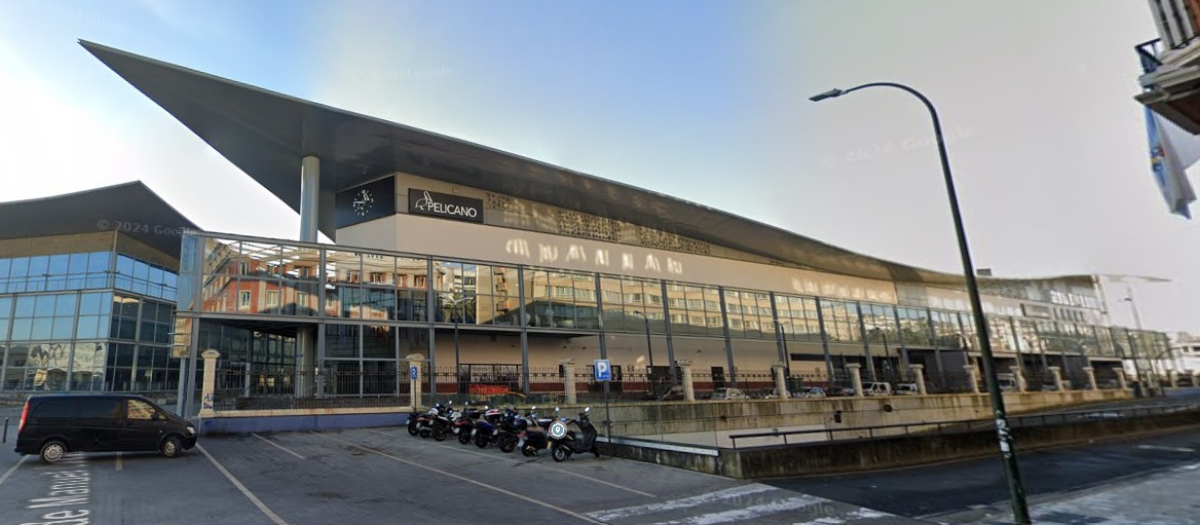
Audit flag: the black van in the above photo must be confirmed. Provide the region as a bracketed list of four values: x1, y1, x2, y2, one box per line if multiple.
[14, 394, 197, 463]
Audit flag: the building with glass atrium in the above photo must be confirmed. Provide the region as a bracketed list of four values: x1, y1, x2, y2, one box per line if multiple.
[0, 182, 194, 395]
[6, 41, 1167, 404]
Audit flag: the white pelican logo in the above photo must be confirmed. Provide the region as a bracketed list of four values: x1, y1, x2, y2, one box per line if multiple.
[413, 191, 435, 212]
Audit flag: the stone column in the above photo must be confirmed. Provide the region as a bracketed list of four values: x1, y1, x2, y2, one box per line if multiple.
[772, 362, 789, 400]
[1082, 366, 1098, 390]
[562, 360, 577, 405]
[406, 354, 424, 409]
[963, 364, 980, 394]
[199, 349, 220, 418]
[1009, 366, 1027, 393]
[909, 364, 927, 395]
[680, 361, 696, 402]
[846, 363, 864, 398]
[1048, 366, 1064, 391]
[1168, 370, 1179, 388]
[1114, 368, 1129, 390]
[1191, 370, 1199, 388]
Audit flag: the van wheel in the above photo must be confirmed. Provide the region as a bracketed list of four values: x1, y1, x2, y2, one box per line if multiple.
[161, 436, 182, 458]
[40, 441, 67, 464]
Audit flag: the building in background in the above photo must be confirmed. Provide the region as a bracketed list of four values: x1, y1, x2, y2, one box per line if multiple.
[65, 41, 1174, 408]
[0, 182, 194, 395]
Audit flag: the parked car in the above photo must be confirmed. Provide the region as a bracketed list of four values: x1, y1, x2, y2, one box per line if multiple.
[710, 388, 749, 400]
[15, 394, 197, 464]
[863, 382, 892, 396]
[895, 383, 920, 395]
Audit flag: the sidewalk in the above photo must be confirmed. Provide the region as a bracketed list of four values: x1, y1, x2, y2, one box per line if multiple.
[939, 461, 1200, 525]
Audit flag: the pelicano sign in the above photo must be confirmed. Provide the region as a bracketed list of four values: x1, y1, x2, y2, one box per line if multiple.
[409, 189, 484, 223]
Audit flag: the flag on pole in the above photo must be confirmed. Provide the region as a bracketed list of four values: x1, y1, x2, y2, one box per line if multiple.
[1145, 106, 1199, 219]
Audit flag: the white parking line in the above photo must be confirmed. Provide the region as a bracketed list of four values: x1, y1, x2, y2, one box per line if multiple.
[197, 443, 290, 525]
[363, 428, 656, 497]
[252, 433, 307, 460]
[0, 456, 28, 489]
[317, 433, 607, 525]
[1138, 444, 1196, 453]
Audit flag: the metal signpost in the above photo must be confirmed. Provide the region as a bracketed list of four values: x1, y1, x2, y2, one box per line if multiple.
[595, 359, 612, 455]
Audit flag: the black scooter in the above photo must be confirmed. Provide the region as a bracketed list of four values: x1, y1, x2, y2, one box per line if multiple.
[549, 407, 600, 462]
[516, 406, 556, 457]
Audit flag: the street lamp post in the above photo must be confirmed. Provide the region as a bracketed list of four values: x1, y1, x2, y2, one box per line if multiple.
[811, 83, 1031, 524]
[633, 310, 655, 369]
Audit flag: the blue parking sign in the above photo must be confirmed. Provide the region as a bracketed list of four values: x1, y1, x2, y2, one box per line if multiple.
[410, 365, 418, 380]
[594, 359, 611, 381]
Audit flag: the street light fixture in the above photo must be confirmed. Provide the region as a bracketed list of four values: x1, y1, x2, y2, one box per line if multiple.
[810, 82, 1031, 524]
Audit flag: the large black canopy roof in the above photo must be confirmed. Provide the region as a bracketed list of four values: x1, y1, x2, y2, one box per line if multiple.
[81, 40, 1095, 288]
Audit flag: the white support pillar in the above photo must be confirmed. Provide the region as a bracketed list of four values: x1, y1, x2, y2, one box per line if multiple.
[1048, 366, 1064, 392]
[772, 362, 789, 400]
[406, 354, 424, 409]
[680, 361, 696, 402]
[1114, 368, 1129, 390]
[199, 349, 220, 418]
[562, 359, 577, 405]
[1191, 370, 1199, 388]
[846, 363, 864, 398]
[909, 364, 927, 395]
[964, 364, 980, 394]
[1082, 366, 1098, 391]
[1168, 369, 1179, 388]
[300, 155, 320, 242]
[1009, 365, 1027, 393]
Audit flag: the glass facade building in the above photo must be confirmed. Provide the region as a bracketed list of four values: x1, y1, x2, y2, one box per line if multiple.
[0, 250, 180, 392]
[176, 231, 1172, 397]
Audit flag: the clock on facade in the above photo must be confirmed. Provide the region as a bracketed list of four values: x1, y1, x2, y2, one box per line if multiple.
[335, 177, 396, 229]
[352, 189, 374, 217]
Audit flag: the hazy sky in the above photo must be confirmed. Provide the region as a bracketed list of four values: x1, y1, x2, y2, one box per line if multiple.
[0, 1, 1194, 335]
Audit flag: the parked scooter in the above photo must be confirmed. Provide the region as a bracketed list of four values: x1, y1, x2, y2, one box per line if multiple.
[473, 407, 505, 448]
[453, 405, 486, 445]
[496, 408, 522, 453]
[548, 407, 601, 462]
[516, 406, 557, 457]
[428, 400, 456, 441]
[410, 402, 448, 438]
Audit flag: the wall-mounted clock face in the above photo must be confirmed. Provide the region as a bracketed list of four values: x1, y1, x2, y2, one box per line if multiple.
[336, 177, 396, 229]
[353, 189, 374, 216]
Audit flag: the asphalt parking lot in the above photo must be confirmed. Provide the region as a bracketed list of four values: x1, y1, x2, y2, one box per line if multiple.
[0, 419, 919, 525]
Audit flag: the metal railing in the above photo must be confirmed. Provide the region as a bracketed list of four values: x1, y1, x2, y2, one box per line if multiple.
[727, 403, 1200, 449]
[213, 367, 411, 411]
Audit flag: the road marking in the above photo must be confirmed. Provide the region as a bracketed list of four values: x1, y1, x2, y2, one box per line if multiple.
[252, 433, 306, 460]
[589, 484, 778, 521]
[362, 428, 656, 498]
[116, 452, 122, 472]
[647, 495, 823, 525]
[0, 456, 28, 489]
[1137, 444, 1196, 453]
[317, 432, 607, 525]
[197, 443, 290, 525]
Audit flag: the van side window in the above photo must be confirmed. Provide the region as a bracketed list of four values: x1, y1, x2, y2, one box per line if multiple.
[76, 398, 121, 418]
[35, 400, 74, 419]
[127, 400, 155, 420]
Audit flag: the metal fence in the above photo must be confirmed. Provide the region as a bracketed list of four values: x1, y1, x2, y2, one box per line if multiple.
[728, 403, 1200, 449]
[213, 367, 411, 411]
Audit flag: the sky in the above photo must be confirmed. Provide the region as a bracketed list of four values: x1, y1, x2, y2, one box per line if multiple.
[0, 0, 1195, 335]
